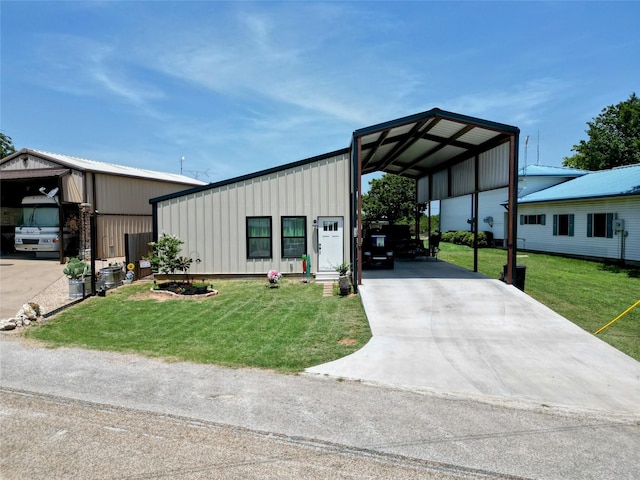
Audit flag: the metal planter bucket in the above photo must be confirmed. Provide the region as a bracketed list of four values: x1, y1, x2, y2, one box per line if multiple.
[100, 266, 124, 289]
[68, 278, 90, 299]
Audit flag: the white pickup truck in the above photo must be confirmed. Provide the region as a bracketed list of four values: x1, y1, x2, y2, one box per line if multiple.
[14, 195, 78, 256]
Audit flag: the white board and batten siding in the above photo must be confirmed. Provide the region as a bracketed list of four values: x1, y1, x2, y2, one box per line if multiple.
[518, 196, 640, 263]
[155, 151, 352, 275]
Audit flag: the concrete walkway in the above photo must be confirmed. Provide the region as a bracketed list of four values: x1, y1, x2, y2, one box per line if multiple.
[307, 260, 640, 415]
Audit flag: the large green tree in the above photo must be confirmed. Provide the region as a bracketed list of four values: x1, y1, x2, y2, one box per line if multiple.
[563, 93, 640, 170]
[362, 174, 416, 224]
[1, 132, 16, 158]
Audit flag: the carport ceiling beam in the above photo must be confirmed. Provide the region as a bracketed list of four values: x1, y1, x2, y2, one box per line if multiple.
[398, 124, 475, 175]
[362, 130, 389, 165]
[372, 119, 432, 172]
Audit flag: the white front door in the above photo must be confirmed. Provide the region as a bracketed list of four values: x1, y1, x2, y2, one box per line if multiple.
[317, 217, 343, 271]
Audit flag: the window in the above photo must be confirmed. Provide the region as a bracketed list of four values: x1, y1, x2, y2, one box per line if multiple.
[247, 217, 272, 259]
[520, 214, 546, 225]
[282, 216, 306, 258]
[552, 214, 574, 236]
[587, 213, 614, 238]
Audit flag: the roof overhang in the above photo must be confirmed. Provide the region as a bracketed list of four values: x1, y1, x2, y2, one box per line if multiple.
[354, 107, 519, 181]
[0, 168, 70, 180]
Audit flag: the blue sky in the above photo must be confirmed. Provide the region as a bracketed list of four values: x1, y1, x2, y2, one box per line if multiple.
[1, 1, 638, 184]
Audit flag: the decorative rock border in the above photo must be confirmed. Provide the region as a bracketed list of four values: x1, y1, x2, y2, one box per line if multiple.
[0, 303, 43, 331]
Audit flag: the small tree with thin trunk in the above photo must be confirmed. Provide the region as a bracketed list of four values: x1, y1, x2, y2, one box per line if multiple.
[147, 234, 192, 282]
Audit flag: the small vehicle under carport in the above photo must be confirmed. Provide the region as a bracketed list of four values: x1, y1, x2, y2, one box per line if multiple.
[362, 225, 395, 269]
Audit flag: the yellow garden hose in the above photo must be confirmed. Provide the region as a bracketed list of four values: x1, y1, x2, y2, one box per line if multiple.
[594, 300, 640, 335]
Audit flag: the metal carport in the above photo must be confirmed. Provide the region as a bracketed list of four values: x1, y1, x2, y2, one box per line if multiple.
[350, 108, 519, 288]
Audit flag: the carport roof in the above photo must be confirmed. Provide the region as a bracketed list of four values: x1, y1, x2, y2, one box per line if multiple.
[354, 107, 519, 179]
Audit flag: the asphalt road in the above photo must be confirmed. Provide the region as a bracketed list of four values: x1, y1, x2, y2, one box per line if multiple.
[1, 388, 518, 480]
[1, 337, 639, 480]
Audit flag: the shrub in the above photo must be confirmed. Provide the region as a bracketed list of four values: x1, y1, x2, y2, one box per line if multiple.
[441, 230, 491, 248]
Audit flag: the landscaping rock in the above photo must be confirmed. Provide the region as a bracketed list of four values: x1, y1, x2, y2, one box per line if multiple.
[0, 320, 17, 331]
[1, 303, 44, 332]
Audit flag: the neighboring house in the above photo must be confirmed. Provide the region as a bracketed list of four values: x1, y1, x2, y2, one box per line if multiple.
[516, 164, 640, 264]
[0, 148, 205, 259]
[440, 164, 587, 246]
[151, 149, 352, 280]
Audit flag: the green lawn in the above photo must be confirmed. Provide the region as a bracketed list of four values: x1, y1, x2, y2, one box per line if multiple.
[438, 242, 640, 361]
[26, 280, 371, 372]
[26, 245, 640, 369]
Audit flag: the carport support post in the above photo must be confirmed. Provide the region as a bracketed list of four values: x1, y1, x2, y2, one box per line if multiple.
[356, 136, 363, 287]
[506, 133, 519, 284]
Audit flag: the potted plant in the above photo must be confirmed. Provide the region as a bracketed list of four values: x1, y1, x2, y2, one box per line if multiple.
[63, 257, 90, 298]
[336, 262, 351, 295]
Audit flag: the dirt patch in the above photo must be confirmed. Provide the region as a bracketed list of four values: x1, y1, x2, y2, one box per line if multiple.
[338, 338, 357, 346]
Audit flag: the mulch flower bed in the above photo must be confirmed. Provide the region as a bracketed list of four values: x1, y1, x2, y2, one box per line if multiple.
[153, 282, 218, 297]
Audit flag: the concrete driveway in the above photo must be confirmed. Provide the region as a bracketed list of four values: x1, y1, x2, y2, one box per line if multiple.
[307, 259, 640, 415]
[0, 255, 65, 319]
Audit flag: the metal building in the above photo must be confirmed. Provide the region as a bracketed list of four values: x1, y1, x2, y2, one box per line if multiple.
[151, 108, 521, 286]
[0, 149, 205, 261]
[151, 149, 351, 279]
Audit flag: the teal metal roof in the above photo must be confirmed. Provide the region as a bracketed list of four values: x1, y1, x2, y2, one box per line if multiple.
[518, 164, 640, 203]
[518, 164, 587, 177]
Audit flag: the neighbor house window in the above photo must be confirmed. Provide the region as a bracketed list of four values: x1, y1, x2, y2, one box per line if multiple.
[587, 213, 614, 238]
[282, 216, 306, 258]
[552, 214, 574, 236]
[247, 217, 272, 259]
[520, 214, 546, 225]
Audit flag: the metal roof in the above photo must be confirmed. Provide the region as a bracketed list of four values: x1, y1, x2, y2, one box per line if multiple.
[1, 149, 206, 186]
[518, 164, 588, 177]
[518, 164, 640, 203]
[354, 108, 519, 179]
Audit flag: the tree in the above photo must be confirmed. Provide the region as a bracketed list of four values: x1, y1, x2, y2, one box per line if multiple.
[362, 174, 416, 225]
[1, 132, 16, 158]
[563, 93, 640, 170]
[147, 233, 192, 279]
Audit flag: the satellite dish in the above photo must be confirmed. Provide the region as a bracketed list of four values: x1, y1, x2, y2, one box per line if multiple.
[47, 187, 59, 198]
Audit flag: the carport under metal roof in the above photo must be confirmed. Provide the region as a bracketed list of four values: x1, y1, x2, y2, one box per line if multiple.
[351, 108, 520, 287]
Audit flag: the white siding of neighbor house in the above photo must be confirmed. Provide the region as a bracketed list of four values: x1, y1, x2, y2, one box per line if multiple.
[439, 188, 509, 241]
[155, 152, 351, 275]
[518, 196, 639, 262]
